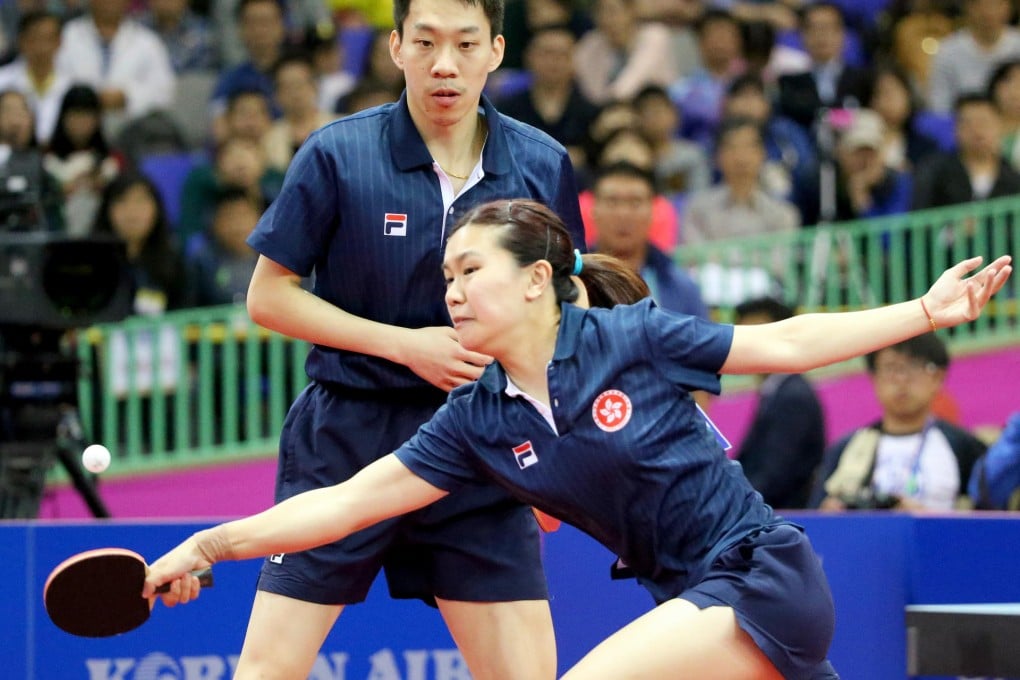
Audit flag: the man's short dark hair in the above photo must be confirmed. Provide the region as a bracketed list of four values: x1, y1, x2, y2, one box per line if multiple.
[715, 115, 764, 148]
[865, 334, 951, 373]
[727, 73, 766, 99]
[272, 49, 315, 81]
[633, 84, 672, 109]
[735, 297, 794, 323]
[17, 10, 60, 37]
[696, 8, 740, 36]
[226, 88, 270, 113]
[800, 2, 845, 29]
[592, 161, 656, 195]
[236, 0, 284, 20]
[954, 91, 998, 115]
[393, 0, 504, 38]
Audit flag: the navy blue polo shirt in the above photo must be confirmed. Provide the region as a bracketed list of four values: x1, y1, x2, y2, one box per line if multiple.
[247, 92, 585, 390]
[395, 300, 781, 602]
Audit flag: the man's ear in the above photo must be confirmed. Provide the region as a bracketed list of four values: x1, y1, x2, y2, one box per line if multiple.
[525, 260, 553, 301]
[389, 29, 404, 70]
[488, 34, 506, 73]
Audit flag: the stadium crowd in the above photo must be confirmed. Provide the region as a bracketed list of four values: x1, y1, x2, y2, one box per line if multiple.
[0, 0, 1017, 511]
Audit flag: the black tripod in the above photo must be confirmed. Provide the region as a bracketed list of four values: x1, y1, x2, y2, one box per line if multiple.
[0, 327, 110, 519]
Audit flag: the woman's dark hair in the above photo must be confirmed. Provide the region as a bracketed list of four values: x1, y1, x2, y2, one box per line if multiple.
[93, 172, 179, 289]
[865, 62, 922, 127]
[48, 84, 108, 159]
[448, 199, 649, 308]
[987, 59, 1020, 103]
[394, 0, 504, 37]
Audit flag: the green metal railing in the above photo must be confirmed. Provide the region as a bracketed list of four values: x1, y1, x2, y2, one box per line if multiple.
[67, 198, 1019, 475]
[72, 305, 310, 475]
[676, 195, 1019, 337]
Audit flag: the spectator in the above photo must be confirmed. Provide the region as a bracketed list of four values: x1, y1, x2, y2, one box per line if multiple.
[262, 51, 335, 172]
[969, 412, 1020, 510]
[832, 108, 912, 221]
[213, 0, 328, 68]
[496, 24, 599, 174]
[987, 59, 1020, 171]
[209, 0, 286, 143]
[722, 72, 817, 201]
[499, 0, 590, 71]
[92, 172, 190, 314]
[580, 125, 681, 253]
[733, 296, 826, 509]
[591, 161, 710, 320]
[179, 135, 284, 248]
[683, 117, 798, 304]
[776, 2, 871, 130]
[0, 10, 69, 145]
[683, 117, 800, 244]
[866, 64, 941, 172]
[55, 0, 176, 135]
[912, 93, 1020, 210]
[304, 22, 356, 114]
[222, 89, 273, 147]
[633, 84, 711, 195]
[739, 18, 811, 86]
[43, 85, 122, 236]
[574, 0, 677, 106]
[358, 28, 405, 99]
[811, 333, 986, 511]
[336, 77, 400, 115]
[0, 88, 63, 230]
[635, 0, 704, 81]
[927, 0, 1020, 113]
[188, 185, 262, 306]
[885, 0, 955, 91]
[583, 99, 639, 165]
[668, 8, 746, 147]
[140, 0, 219, 73]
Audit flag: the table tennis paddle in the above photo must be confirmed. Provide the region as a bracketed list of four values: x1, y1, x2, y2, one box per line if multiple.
[43, 547, 213, 638]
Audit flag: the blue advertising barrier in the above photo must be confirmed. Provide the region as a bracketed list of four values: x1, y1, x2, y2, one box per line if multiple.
[6, 513, 1020, 679]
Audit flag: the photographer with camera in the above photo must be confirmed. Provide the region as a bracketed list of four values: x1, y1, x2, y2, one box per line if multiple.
[810, 334, 987, 511]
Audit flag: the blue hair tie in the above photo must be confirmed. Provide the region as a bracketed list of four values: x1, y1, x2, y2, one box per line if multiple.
[572, 249, 583, 276]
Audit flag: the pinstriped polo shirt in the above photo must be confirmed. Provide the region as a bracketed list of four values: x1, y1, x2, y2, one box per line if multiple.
[247, 92, 585, 390]
[395, 300, 783, 603]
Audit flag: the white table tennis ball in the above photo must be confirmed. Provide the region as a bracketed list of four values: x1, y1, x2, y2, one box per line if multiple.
[82, 444, 111, 473]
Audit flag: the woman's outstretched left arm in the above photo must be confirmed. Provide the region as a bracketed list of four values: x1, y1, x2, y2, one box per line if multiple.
[722, 255, 1012, 375]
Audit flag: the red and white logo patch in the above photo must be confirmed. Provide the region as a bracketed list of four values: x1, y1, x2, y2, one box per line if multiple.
[512, 441, 539, 469]
[383, 213, 407, 237]
[592, 389, 632, 432]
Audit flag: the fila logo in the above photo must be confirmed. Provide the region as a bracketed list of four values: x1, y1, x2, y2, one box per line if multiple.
[384, 213, 407, 236]
[592, 389, 632, 432]
[268, 553, 285, 564]
[512, 441, 539, 469]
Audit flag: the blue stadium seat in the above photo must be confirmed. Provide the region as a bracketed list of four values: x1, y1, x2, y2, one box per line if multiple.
[138, 152, 203, 229]
[913, 111, 956, 151]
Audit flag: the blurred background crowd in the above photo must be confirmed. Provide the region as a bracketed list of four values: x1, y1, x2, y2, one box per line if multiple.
[3, 0, 1020, 311]
[0, 0, 1018, 514]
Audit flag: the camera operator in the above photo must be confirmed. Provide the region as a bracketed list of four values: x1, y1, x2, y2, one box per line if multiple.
[810, 334, 987, 511]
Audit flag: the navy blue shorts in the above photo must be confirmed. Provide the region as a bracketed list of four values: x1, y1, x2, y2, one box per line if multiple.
[257, 381, 548, 606]
[682, 524, 839, 680]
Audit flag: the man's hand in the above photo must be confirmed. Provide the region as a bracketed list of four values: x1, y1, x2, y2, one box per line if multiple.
[399, 327, 493, 391]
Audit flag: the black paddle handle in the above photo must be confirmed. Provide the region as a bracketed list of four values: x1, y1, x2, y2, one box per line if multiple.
[153, 566, 214, 593]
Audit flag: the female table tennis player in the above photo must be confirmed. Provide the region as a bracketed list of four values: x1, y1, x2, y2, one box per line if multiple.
[145, 199, 1012, 680]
